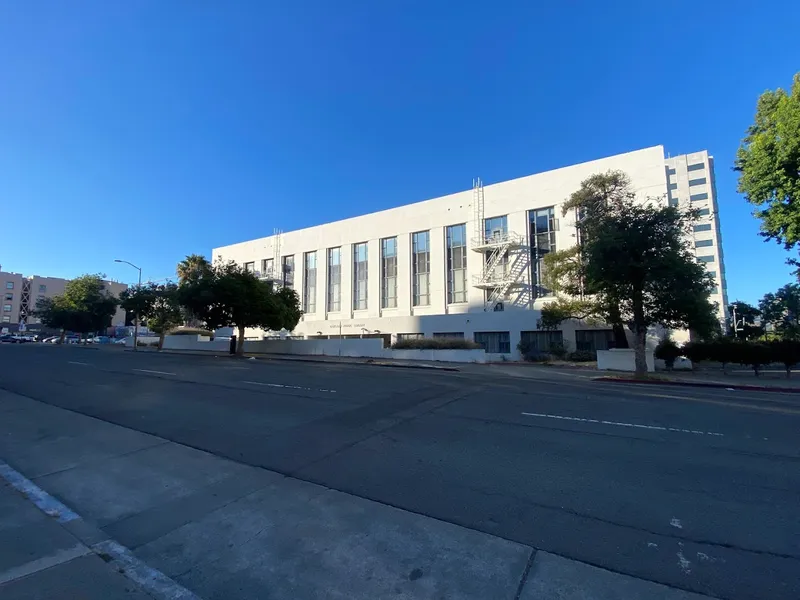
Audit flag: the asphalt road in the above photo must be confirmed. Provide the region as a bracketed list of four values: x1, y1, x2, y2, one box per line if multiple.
[1, 344, 798, 600]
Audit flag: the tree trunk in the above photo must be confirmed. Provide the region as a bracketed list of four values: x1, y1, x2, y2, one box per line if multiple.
[158, 332, 165, 351]
[59, 329, 66, 344]
[236, 325, 246, 355]
[632, 326, 648, 376]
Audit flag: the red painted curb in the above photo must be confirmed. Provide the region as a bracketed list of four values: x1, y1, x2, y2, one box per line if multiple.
[593, 376, 800, 394]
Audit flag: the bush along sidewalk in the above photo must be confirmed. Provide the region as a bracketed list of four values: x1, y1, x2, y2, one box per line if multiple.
[682, 338, 800, 378]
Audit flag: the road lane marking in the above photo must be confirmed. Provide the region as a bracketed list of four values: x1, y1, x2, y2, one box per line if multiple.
[67, 361, 90, 366]
[242, 380, 336, 393]
[133, 369, 176, 376]
[520, 412, 724, 437]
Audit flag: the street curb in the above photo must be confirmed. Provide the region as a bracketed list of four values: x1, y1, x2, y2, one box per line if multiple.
[0, 461, 202, 600]
[254, 354, 461, 372]
[592, 376, 800, 394]
[130, 349, 461, 371]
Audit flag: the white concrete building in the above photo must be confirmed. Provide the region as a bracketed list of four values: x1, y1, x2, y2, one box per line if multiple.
[213, 146, 727, 359]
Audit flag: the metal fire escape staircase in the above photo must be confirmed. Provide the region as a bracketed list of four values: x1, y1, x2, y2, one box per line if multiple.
[470, 178, 528, 311]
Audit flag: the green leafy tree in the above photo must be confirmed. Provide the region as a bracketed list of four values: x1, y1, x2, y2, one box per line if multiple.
[759, 283, 800, 339]
[33, 296, 76, 343]
[177, 261, 302, 354]
[735, 73, 800, 267]
[61, 275, 120, 341]
[541, 171, 718, 375]
[728, 300, 764, 340]
[120, 283, 183, 349]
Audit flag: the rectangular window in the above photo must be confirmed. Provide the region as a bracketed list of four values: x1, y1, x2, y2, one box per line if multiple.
[529, 207, 557, 298]
[282, 256, 294, 289]
[5, 282, 13, 290]
[412, 231, 430, 306]
[666, 167, 676, 175]
[38, 284, 46, 293]
[433, 332, 465, 339]
[244, 261, 255, 272]
[687, 162, 705, 172]
[711, 286, 720, 295]
[303, 252, 317, 314]
[446, 224, 468, 304]
[397, 333, 423, 340]
[1, 316, 10, 323]
[688, 177, 707, 187]
[474, 331, 511, 354]
[697, 208, 710, 216]
[575, 329, 614, 354]
[694, 223, 712, 232]
[690, 192, 709, 202]
[261, 258, 274, 279]
[669, 197, 679, 207]
[697, 255, 715, 263]
[707, 271, 717, 278]
[695, 239, 714, 248]
[327, 247, 341, 312]
[381, 237, 397, 309]
[483, 215, 508, 241]
[352, 243, 368, 310]
[3, 304, 11, 312]
[520, 330, 564, 353]
[3, 293, 11, 301]
[668, 182, 678, 190]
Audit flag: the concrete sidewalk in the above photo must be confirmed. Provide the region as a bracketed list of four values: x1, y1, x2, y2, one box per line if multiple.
[0, 389, 712, 599]
[0, 477, 154, 599]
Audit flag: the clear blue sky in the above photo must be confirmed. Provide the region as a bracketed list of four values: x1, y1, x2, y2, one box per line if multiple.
[1, 1, 798, 304]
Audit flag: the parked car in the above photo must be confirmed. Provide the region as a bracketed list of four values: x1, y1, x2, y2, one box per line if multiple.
[114, 337, 129, 345]
[0, 334, 20, 343]
[93, 336, 111, 344]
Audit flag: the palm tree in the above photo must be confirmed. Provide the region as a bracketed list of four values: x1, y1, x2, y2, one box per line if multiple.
[176, 254, 211, 284]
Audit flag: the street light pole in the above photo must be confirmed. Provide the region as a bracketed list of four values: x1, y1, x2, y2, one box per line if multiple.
[115, 259, 142, 352]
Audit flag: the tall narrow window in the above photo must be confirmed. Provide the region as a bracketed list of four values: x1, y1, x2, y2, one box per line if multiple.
[446, 224, 467, 304]
[381, 237, 397, 308]
[352, 243, 368, 310]
[261, 258, 274, 279]
[303, 252, 317, 314]
[327, 247, 341, 312]
[282, 256, 294, 289]
[412, 231, 430, 306]
[529, 207, 557, 298]
[244, 261, 255, 272]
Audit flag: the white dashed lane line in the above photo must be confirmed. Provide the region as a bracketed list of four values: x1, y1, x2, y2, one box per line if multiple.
[242, 380, 337, 393]
[67, 361, 90, 366]
[132, 369, 177, 376]
[521, 412, 724, 437]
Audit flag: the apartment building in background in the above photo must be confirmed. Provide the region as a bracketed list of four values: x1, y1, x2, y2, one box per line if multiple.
[213, 146, 728, 359]
[0, 269, 128, 331]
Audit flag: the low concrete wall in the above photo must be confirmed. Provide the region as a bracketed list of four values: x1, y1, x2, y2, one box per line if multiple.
[389, 349, 487, 363]
[243, 338, 387, 358]
[597, 349, 655, 372]
[162, 335, 229, 352]
[124, 335, 160, 348]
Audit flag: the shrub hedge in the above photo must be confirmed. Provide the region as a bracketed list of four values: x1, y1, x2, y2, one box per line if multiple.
[682, 338, 800, 377]
[391, 338, 481, 350]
